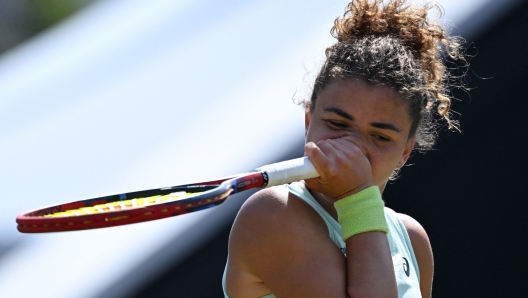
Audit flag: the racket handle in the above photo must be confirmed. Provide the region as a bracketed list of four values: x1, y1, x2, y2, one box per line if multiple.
[256, 157, 319, 187]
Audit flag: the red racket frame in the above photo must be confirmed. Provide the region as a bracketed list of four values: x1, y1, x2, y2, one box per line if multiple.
[16, 171, 267, 233]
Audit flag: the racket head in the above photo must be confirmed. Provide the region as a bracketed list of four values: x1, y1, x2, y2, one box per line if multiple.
[16, 157, 315, 233]
[16, 177, 235, 233]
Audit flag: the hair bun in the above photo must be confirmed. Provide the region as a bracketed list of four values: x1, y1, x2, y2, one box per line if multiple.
[330, 0, 464, 128]
[332, 0, 443, 54]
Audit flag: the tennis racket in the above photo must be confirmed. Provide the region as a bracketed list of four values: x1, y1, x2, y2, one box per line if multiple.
[16, 157, 318, 233]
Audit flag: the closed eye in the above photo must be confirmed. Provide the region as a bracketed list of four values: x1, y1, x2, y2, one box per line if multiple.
[326, 120, 348, 129]
[372, 134, 391, 142]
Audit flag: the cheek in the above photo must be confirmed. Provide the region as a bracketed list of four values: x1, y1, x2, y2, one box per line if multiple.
[369, 146, 402, 180]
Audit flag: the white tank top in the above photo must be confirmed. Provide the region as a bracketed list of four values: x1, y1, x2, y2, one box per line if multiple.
[223, 182, 422, 298]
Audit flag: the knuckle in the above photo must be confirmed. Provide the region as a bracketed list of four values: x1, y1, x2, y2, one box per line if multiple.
[334, 151, 347, 163]
[304, 143, 317, 153]
[316, 139, 330, 148]
[349, 145, 362, 155]
[327, 167, 339, 177]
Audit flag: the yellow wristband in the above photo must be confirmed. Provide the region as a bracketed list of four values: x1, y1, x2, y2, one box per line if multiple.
[334, 186, 388, 241]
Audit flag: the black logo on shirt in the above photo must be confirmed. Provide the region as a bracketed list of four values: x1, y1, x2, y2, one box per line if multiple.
[402, 257, 410, 277]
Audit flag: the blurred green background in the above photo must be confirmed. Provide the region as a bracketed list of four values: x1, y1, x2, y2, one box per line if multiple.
[0, 0, 95, 53]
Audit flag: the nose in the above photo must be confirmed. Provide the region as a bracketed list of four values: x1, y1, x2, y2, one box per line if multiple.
[344, 132, 368, 156]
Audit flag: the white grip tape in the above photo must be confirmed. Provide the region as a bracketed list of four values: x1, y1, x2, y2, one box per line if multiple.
[255, 157, 319, 187]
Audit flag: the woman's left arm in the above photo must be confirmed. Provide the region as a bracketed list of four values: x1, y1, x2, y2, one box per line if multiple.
[398, 214, 434, 298]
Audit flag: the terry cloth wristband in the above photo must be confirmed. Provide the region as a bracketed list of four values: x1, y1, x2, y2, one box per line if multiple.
[334, 186, 388, 241]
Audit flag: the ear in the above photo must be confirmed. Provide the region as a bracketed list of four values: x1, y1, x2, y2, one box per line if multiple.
[305, 112, 311, 131]
[397, 138, 415, 169]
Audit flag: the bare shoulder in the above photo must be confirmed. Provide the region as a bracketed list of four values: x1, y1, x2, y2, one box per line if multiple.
[234, 186, 328, 231]
[229, 186, 332, 266]
[397, 213, 430, 246]
[234, 186, 293, 225]
[226, 186, 346, 297]
[397, 213, 434, 298]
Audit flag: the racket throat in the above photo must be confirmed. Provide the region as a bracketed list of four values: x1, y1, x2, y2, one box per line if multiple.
[229, 172, 268, 193]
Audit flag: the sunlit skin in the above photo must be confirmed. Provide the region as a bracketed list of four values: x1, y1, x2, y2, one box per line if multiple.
[304, 78, 415, 218]
[226, 78, 433, 298]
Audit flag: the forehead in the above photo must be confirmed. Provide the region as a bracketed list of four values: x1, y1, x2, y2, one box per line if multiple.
[315, 79, 412, 127]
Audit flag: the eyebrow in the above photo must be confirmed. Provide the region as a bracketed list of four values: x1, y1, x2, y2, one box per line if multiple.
[323, 106, 354, 120]
[322, 106, 402, 133]
[370, 122, 402, 132]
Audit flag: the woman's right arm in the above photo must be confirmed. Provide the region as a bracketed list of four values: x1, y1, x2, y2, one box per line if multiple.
[345, 231, 397, 297]
[304, 137, 398, 298]
[227, 136, 398, 297]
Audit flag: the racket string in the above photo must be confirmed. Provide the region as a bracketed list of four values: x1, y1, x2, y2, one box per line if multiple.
[43, 191, 201, 217]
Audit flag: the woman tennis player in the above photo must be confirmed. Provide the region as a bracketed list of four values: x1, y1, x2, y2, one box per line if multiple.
[223, 0, 465, 297]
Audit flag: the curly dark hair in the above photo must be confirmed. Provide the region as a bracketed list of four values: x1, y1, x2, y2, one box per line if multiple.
[302, 0, 466, 152]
